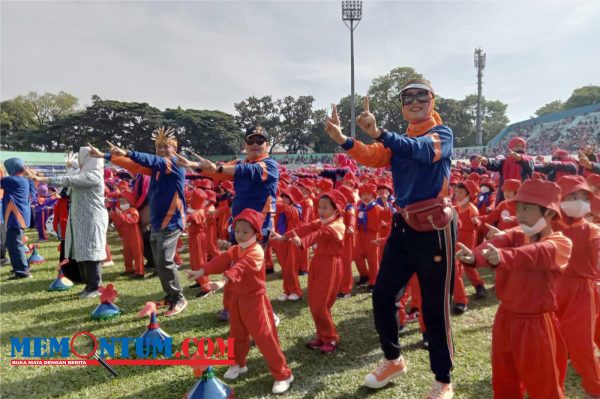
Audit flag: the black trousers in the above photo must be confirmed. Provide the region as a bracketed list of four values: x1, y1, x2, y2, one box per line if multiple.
[372, 213, 456, 384]
[78, 261, 102, 292]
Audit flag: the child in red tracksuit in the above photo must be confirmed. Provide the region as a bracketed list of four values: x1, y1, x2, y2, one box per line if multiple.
[337, 186, 356, 298]
[457, 179, 571, 399]
[185, 209, 294, 395]
[271, 190, 346, 354]
[109, 191, 144, 278]
[355, 183, 384, 292]
[186, 188, 211, 297]
[452, 180, 482, 313]
[553, 176, 600, 398]
[297, 179, 315, 274]
[272, 186, 304, 301]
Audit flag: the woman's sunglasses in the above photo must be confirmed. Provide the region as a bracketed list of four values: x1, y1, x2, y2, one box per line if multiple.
[400, 91, 431, 106]
[245, 136, 267, 145]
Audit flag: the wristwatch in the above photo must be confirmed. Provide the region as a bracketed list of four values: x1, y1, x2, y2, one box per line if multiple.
[375, 128, 387, 143]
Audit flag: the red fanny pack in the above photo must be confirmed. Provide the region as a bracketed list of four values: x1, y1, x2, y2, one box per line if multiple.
[401, 197, 453, 232]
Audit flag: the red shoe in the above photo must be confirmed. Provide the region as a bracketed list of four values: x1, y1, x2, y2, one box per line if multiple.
[306, 337, 323, 350]
[320, 341, 337, 354]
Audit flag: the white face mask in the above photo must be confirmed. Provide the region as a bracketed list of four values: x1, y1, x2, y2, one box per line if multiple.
[239, 235, 257, 249]
[480, 186, 490, 194]
[519, 217, 547, 237]
[560, 200, 590, 218]
[187, 207, 195, 214]
[120, 203, 130, 211]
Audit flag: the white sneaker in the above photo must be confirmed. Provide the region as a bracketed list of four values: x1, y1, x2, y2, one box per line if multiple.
[101, 261, 114, 267]
[277, 294, 288, 302]
[426, 381, 453, 399]
[272, 374, 294, 394]
[223, 365, 248, 380]
[273, 313, 281, 327]
[287, 293, 300, 301]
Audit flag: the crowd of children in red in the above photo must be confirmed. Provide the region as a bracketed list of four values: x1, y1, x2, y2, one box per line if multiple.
[3, 123, 600, 397]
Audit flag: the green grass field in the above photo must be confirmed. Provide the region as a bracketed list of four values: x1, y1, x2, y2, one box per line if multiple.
[0, 230, 588, 398]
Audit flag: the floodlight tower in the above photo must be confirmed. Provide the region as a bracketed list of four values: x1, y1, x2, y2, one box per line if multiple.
[342, 1, 362, 138]
[474, 48, 486, 146]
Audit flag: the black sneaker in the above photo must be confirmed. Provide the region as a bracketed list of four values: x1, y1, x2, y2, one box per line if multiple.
[8, 272, 32, 280]
[453, 303, 468, 315]
[188, 282, 200, 289]
[131, 274, 145, 280]
[475, 285, 487, 299]
[356, 276, 368, 286]
[265, 268, 275, 275]
[367, 285, 375, 294]
[196, 290, 211, 298]
[119, 271, 134, 276]
[422, 333, 429, 350]
[298, 270, 308, 276]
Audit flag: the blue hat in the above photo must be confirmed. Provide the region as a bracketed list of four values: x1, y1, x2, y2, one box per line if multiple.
[4, 158, 25, 176]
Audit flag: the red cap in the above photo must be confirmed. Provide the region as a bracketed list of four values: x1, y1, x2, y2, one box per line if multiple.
[205, 190, 217, 204]
[337, 186, 355, 204]
[220, 180, 234, 193]
[586, 173, 600, 189]
[297, 178, 313, 190]
[342, 173, 357, 187]
[233, 208, 264, 240]
[189, 188, 207, 209]
[117, 180, 130, 191]
[463, 180, 479, 199]
[513, 179, 562, 216]
[358, 183, 377, 197]
[320, 190, 346, 212]
[120, 190, 137, 205]
[556, 175, 592, 200]
[450, 173, 462, 185]
[280, 173, 292, 185]
[508, 137, 526, 150]
[502, 179, 521, 192]
[479, 178, 496, 191]
[467, 172, 480, 184]
[280, 186, 303, 205]
[555, 149, 569, 160]
[532, 172, 546, 180]
[376, 178, 394, 193]
[317, 179, 334, 192]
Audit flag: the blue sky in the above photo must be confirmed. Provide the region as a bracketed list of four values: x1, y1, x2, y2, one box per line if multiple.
[2, 0, 599, 124]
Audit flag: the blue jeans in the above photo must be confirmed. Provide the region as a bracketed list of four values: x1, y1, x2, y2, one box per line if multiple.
[6, 228, 29, 276]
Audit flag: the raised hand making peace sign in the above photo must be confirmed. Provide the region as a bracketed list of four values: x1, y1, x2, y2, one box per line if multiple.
[324, 104, 347, 145]
[356, 97, 381, 139]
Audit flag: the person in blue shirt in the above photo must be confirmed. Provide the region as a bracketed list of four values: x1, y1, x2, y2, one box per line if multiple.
[89, 127, 188, 317]
[324, 79, 456, 399]
[1, 158, 35, 279]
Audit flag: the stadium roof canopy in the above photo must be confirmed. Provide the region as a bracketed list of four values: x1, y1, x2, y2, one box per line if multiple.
[0, 151, 67, 165]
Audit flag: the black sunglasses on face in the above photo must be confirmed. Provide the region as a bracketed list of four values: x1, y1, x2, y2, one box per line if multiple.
[401, 91, 431, 105]
[245, 136, 267, 145]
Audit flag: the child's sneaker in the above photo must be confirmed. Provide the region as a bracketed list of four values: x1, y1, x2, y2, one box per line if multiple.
[287, 293, 301, 301]
[475, 284, 487, 299]
[364, 356, 408, 389]
[337, 293, 351, 299]
[320, 341, 337, 354]
[277, 294, 288, 302]
[273, 313, 281, 327]
[306, 337, 323, 350]
[164, 298, 187, 317]
[217, 309, 229, 322]
[154, 297, 172, 308]
[426, 381, 453, 399]
[272, 374, 294, 394]
[453, 303, 467, 315]
[356, 276, 368, 286]
[223, 365, 248, 380]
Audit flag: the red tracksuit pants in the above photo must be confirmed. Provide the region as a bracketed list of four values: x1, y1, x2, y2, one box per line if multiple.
[308, 255, 341, 343]
[556, 276, 600, 396]
[354, 230, 380, 286]
[492, 306, 567, 399]
[188, 232, 210, 291]
[230, 291, 292, 381]
[272, 240, 302, 297]
[123, 235, 144, 276]
[339, 233, 354, 295]
[453, 262, 469, 305]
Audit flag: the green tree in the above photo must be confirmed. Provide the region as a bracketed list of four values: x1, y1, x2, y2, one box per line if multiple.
[308, 109, 339, 154]
[435, 97, 473, 147]
[278, 95, 315, 154]
[460, 95, 509, 146]
[564, 85, 600, 110]
[234, 96, 283, 154]
[163, 107, 242, 155]
[534, 100, 564, 117]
